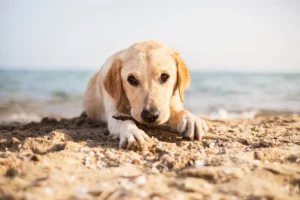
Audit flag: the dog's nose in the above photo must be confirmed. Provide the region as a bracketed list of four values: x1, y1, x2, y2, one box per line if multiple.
[141, 108, 160, 123]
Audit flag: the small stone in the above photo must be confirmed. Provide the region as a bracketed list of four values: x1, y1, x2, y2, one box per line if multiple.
[97, 153, 105, 159]
[85, 156, 91, 167]
[134, 175, 147, 185]
[252, 159, 260, 167]
[96, 161, 103, 169]
[44, 187, 53, 195]
[68, 176, 76, 182]
[209, 141, 216, 149]
[279, 156, 285, 160]
[139, 191, 149, 198]
[80, 147, 90, 152]
[251, 126, 260, 132]
[281, 185, 290, 191]
[76, 188, 88, 199]
[89, 151, 95, 157]
[194, 160, 206, 167]
[119, 178, 131, 190]
[49, 130, 73, 141]
[230, 196, 238, 200]
[132, 159, 141, 165]
[145, 156, 155, 161]
[223, 168, 232, 175]
[105, 151, 115, 159]
[151, 167, 160, 173]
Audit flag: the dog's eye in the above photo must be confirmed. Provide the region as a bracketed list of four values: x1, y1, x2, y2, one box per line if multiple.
[160, 73, 169, 83]
[127, 75, 139, 86]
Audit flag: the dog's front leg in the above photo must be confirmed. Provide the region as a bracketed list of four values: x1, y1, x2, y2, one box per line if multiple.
[107, 116, 151, 149]
[168, 110, 209, 141]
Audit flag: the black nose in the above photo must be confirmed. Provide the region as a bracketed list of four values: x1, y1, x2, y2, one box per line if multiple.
[141, 108, 160, 123]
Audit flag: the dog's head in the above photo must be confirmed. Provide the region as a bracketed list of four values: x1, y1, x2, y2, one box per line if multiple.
[104, 41, 190, 124]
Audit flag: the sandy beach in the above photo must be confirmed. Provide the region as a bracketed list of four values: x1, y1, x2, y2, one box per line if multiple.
[2, 0, 300, 199]
[0, 113, 299, 200]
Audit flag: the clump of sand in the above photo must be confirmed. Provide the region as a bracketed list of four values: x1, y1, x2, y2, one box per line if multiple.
[0, 114, 300, 199]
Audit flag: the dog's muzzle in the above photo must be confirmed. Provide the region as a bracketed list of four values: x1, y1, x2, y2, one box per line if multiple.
[141, 108, 160, 123]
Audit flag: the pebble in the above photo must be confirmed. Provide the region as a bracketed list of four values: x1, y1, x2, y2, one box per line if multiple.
[132, 159, 141, 165]
[209, 141, 216, 149]
[44, 187, 53, 195]
[146, 156, 155, 161]
[279, 156, 285, 161]
[151, 167, 160, 174]
[264, 123, 271, 128]
[96, 161, 103, 169]
[134, 175, 147, 185]
[85, 156, 96, 169]
[98, 182, 110, 191]
[194, 160, 206, 167]
[281, 185, 290, 191]
[223, 168, 232, 175]
[230, 196, 238, 200]
[251, 126, 260, 132]
[88, 151, 95, 157]
[252, 159, 260, 167]
[76, 188, 88, 199]
[68, 176, 76, 182]
[119, 178, 131, 190]
[105, 151, 115, 159]
[139, 191, 149, 198]
[80, 147, 90, 153]
[97, 153, 105, 159]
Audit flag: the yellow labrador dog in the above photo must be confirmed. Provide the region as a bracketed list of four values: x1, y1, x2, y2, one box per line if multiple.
[84, 41, 208, 148]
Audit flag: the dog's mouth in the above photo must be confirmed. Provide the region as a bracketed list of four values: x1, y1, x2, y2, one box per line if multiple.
[113, 113, 164, 125]
[137, 116, 169, 126]
[138, 120, 163, 125]
[129, 107, 170, 125]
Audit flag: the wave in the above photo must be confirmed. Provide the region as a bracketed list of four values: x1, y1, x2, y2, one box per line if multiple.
[208, 109, 258, 119]
[0, 112, 42, 124]
[1, 107, 298, 125]
[207, 108, 299, 120]
[1, 70, 299, 123]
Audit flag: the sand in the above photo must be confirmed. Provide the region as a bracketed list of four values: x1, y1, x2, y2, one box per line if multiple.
[0, 113, 300, 200]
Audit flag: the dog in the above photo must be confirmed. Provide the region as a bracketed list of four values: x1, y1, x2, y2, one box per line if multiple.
[84, 41, 208, 148]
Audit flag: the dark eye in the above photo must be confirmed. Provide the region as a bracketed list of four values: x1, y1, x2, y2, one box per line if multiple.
[160, 73, 169, 83]
[127, 75, 139, 86]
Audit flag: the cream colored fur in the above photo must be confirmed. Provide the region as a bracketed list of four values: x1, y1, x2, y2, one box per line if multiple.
[84, 41, 208, 148]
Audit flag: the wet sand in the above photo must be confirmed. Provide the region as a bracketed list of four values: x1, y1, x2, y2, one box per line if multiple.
[0, 113, 300, 200]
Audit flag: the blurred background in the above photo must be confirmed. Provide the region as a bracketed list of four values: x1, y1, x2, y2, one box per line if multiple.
[0, 0, 299, 123]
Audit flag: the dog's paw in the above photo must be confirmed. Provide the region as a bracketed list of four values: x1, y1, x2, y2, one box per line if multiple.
[177, 111, 209, 141]
[119, 127, 152, 149]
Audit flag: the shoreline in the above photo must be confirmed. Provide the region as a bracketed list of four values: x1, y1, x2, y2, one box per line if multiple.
[1, 114, 300, 199]
[1, 100, 299, 124]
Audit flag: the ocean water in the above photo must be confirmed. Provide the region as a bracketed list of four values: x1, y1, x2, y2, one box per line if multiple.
[0, 69, 299, 123]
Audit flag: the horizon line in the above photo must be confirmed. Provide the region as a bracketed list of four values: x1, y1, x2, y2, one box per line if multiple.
[1, 66, 300, 74]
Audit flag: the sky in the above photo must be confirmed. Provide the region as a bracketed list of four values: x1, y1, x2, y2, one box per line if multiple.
[0, 0, 299, 72]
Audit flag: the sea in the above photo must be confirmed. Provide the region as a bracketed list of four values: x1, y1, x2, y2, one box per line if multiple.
[0, 69, 299, 123]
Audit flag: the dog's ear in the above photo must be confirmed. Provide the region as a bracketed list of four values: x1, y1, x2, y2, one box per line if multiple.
[104, 59, 123, 108]
[172, 52, 191, 102]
